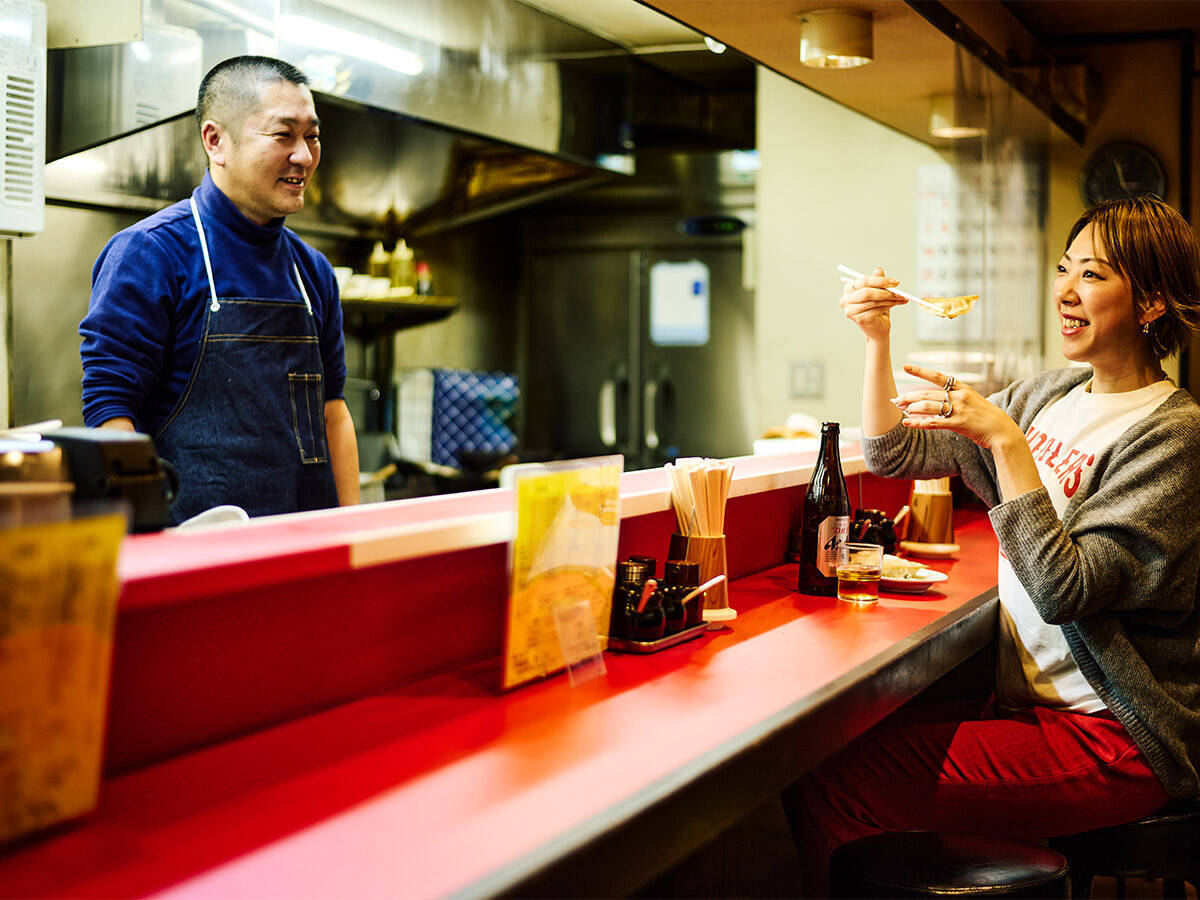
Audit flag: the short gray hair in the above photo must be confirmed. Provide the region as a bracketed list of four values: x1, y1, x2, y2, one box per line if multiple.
[196, 55, 309, 133]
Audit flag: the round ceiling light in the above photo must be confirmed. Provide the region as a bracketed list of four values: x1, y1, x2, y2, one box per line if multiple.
[799, 9, 874, 69]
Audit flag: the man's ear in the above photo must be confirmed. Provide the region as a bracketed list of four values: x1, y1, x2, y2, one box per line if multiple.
[200, 120, 227, 167]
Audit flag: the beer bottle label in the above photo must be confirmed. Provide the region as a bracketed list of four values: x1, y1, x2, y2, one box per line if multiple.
[817, 515, 850, 577]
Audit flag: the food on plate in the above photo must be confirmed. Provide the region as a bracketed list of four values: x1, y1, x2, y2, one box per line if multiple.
[882, 554, 927, 579]
[923, 294, 978, 319]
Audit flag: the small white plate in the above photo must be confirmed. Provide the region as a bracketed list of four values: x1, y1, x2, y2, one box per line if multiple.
[881, 569, 949, 594]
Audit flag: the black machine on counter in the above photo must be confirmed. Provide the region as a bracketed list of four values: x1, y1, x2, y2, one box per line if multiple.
[46, 428, 176, 533]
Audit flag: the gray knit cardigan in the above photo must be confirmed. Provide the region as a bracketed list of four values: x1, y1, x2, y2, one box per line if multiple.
[863, 367, 1200, 800]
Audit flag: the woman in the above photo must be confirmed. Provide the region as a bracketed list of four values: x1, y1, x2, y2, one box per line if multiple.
[789, 196, 1200, 895]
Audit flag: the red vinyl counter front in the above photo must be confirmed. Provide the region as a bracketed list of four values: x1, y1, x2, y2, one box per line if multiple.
[0, 451, 999, 898]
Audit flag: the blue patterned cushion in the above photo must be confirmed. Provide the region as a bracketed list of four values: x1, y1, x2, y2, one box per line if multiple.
[431, 369, 519, 467]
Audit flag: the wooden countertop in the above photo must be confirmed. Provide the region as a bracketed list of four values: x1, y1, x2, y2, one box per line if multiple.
[0, 509, 998, 899]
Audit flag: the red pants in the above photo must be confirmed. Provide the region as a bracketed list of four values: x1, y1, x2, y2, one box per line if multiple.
[787, 698, 1170, 897]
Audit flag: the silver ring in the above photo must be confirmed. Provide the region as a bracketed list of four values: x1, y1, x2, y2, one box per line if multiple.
[940, 398, 953, 418]
[944, 375, 957, 392]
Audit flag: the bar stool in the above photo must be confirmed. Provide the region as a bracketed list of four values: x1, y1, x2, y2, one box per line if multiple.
[829, 831, 1070, 898]
[1049, 803, 1200, 899]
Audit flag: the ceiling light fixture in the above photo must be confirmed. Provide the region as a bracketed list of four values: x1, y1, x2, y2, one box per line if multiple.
[929, 93, 987, 138]
[799, 9, 873, 69]
[278, 14, 424, 77]
[930, 45, 988, 139]
[704, 36, 727, 55]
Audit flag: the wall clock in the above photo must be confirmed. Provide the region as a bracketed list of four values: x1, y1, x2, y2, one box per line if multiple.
[1079, 142, 1167, 207]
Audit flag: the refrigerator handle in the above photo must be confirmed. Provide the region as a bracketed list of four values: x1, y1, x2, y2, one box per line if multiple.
[599, 363, 628, 448]
[644, 379, 659, 451]
[599, 379, 617, 447]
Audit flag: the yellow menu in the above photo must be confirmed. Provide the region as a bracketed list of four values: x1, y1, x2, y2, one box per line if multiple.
[502, 456, 622, 690]
[0, 514, 125, 843]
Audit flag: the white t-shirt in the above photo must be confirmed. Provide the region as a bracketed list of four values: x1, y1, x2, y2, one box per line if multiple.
[995, 377, 1176, 712]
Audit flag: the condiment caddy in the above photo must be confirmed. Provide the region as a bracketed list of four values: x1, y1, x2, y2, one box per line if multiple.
[607, 556, 725, 654]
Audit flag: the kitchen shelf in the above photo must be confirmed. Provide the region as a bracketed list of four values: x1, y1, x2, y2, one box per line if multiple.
[340, 295, 458, 337]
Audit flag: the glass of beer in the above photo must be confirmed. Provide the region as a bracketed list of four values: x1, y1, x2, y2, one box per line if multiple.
[836, 542, 883, 603]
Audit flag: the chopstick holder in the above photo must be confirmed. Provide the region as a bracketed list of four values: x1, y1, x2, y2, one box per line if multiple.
[909, 478, 954, 544]
[668, 532, 733, 621]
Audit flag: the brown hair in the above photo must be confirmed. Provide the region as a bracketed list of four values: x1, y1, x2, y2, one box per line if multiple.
[1065, 196, 1200, 360]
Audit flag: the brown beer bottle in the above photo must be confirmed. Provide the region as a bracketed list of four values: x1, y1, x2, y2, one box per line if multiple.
[797, 422, 851, 595]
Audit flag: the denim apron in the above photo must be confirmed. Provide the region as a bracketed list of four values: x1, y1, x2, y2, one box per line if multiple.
[154, 198, 340, 523]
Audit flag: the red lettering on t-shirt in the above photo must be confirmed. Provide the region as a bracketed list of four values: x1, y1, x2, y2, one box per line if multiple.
[1055, 448, 1081, 478]
[1062, 453, 1095, 498]
[1025, 424, 1098, 499]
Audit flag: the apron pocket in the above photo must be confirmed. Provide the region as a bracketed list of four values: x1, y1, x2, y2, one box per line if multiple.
[288, 373, 328, 463]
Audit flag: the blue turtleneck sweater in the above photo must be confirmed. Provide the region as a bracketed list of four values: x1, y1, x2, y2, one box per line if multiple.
[80, 171, 346, 435]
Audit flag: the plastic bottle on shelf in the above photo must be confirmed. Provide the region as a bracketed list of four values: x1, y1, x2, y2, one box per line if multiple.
[391, 239, 415, 291]
[415, 260, 433, 296]
[367, 241, 391, 279]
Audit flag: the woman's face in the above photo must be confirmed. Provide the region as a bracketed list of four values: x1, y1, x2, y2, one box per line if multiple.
[1054, 224, 1146, 373]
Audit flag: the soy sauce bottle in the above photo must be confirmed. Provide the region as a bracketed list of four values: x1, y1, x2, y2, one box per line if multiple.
[660, 560, 693, 635]
[797, 422, 851, 596]
[611, 560, 651, 639]
[632, 583, 666, 642]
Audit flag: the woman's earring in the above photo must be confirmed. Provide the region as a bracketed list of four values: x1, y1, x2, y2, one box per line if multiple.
[1142, 322, 1151, 334]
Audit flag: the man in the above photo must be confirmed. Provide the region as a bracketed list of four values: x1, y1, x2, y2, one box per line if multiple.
[80, 56, 359, 523]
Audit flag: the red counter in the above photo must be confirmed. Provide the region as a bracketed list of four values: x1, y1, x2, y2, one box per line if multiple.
[0, 452, 997, 898]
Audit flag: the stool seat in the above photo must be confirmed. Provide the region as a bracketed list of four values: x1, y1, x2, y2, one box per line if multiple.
[1049, 802, 1200, 899]
[830, 831, 1070, 898]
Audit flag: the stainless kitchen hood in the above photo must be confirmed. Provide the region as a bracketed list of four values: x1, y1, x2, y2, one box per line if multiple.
[43, 0, 751, 236]
[44, 0, 641, 235]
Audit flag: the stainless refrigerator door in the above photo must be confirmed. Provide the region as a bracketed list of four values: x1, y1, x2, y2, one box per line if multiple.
[525, 249, 639, 462]
[640, 247, 755, 465]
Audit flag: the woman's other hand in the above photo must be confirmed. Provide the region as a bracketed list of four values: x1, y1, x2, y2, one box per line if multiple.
[892, 364, 1025, 451]
[840, 267, 906, 342]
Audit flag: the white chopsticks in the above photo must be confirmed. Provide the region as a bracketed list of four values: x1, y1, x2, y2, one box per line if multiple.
[836, 264, 946, 316]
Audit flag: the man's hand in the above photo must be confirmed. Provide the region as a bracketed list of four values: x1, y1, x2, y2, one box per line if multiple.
[99, 417, 136, 432]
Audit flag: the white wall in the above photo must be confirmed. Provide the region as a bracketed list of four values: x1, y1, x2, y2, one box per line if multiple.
[754, 69, 945, 435]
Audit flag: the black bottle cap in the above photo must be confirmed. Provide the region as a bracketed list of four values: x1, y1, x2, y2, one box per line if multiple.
[664, 560, 700, 585]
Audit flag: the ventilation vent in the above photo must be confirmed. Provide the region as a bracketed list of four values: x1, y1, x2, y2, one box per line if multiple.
[3, 74, 35, 207]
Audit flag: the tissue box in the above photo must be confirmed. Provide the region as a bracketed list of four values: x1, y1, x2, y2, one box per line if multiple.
[397, 368, 519, 467]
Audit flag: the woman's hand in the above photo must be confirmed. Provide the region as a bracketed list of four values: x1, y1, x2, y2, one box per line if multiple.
[840, 267, 906, 342]
[892, 364, 1025, 451]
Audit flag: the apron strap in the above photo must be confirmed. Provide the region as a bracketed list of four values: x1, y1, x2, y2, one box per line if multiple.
[292, 263, 314, 316]
[189, 197, 221, 313]
[191, 195, 315, 318]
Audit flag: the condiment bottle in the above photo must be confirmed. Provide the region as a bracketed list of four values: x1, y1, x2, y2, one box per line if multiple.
[391, 239, 415, 289]
[630, 555, 658, 580]
[415, 260, 433, 296]
[611, 559, 650, 639]
[662, 560, 697, 633]
[632, 579, 665, 643]
[367, 241, 391, 279]
[797, 421, 850, 596]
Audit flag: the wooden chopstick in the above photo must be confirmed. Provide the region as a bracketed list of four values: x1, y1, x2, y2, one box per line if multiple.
[837, 264, 951, 316]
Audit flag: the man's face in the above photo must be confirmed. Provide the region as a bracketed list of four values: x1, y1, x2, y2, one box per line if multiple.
[206, 80, 321, 225]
